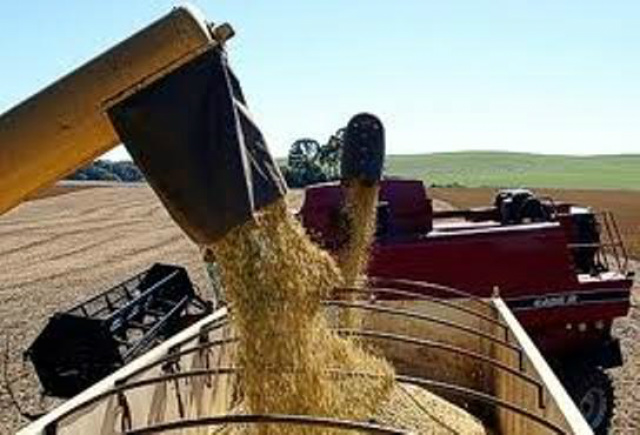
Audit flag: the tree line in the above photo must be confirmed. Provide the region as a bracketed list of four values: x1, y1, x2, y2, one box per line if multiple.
[69, 128, 345, 187]
[66, 160, 144, 182]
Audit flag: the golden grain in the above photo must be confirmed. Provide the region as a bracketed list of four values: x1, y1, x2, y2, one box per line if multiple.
[337, 182, 379, 330]
[211, 199, 393, 435]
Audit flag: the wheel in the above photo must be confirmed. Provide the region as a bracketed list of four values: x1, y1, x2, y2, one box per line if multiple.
[559, 363, 614, 435]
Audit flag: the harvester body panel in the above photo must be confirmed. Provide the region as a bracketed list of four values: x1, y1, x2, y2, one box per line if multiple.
[300, 179, 633, 358]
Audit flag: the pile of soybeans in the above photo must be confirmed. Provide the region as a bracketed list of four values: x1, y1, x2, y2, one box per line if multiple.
[209, 189, 488, 434]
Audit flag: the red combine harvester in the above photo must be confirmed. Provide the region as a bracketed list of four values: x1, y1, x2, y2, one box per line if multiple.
[300, 177, 635, 434]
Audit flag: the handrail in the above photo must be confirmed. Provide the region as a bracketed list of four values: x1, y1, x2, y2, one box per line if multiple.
[568, 242, 625, 249]
[338, 329, 545, 408]
[600, 212, 622, 272]
[606, 211, 630, 272]
[323, 300, 523, 359]
[124, 414, 412, 435]
[563, 210, 630, 276]
[333, 286, 509, 335]
[117, 327, 536, 405]
[367, 277, 498, 312]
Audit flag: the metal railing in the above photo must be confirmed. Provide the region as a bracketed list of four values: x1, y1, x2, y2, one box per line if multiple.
[42, 282, 570, 435]
[565, 211, 630, 275]
[598, 211, 630, 274]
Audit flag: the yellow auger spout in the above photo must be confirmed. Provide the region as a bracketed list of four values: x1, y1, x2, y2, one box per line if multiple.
[0, 5, 217, 215]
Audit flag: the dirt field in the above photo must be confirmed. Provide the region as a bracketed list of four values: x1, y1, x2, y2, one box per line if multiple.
[23, 184, 89, 201]
[431, 187, 640, 434]
[608, 259, 640, 435]
[0, 185, 214, 433]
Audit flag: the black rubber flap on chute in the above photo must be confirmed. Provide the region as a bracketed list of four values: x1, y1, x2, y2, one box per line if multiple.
[107, 48, 287, 244]
[341, 113, 385, 185]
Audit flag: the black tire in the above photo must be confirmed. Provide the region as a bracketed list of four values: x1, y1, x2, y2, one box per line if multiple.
[559, 363, 614, 435]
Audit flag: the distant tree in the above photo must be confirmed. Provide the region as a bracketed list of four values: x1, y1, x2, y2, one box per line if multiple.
[288, 138, 320, 169]
[318, 127, 344, 180]
[286, 139, 326, 187]
[66, 160, 144, 182]
[283, 127, 347, 188]
[109, 161, 144, 182]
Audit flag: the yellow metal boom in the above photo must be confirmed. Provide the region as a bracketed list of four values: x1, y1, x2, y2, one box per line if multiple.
[0, 5, 216, 215]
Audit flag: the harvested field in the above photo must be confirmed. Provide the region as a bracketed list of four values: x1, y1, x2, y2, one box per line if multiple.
[431, 187, 640, 435]
[0, 185, 209, 433]
[23, 183, 95, 201]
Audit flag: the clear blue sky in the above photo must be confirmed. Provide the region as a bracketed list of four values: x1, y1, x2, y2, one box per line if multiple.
[1, 1, 639, 159]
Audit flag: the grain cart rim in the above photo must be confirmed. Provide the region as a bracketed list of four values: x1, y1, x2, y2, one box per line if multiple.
[123, 414, 412, 435]
[43, 283, 546, 434]
[125, 285, 523, 381]
[45, 368, 567, 435]
[334, 286, 509, 334]
[45, 291, 550, 435]
[368, 277, 499, 312]
[323, 300, 523, 354]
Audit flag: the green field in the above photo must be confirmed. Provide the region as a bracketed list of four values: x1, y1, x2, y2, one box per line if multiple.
[385, 151, 640, 190]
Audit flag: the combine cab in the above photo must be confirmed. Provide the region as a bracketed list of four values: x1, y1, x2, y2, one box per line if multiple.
[300, 178, 635, 432]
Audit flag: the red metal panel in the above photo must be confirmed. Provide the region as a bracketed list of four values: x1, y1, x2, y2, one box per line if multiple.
[370, 224, 579, 297]
[379, 179, 433, 234]
[300, 179, 433, 247]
